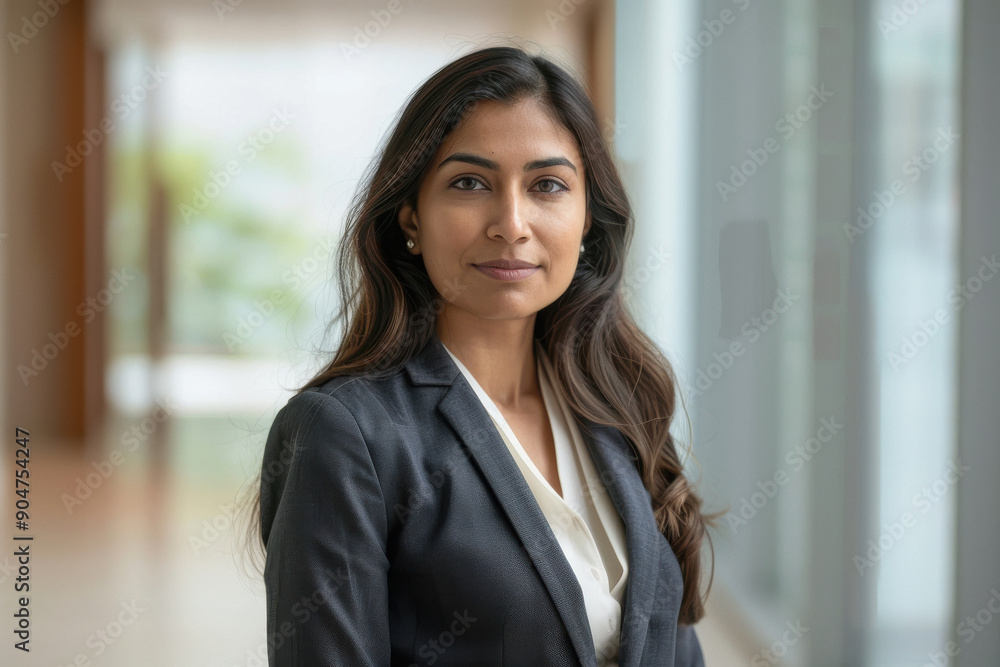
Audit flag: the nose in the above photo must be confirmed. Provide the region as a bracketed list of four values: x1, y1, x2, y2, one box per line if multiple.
[488, 185, 532, 243]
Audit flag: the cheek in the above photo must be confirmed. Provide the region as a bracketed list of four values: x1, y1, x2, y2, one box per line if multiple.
[548, 221, 585, 265]
[553, 247, 582, 282]
[419, 216, 473, 282]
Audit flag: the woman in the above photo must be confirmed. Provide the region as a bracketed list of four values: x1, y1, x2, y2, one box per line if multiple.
[242, 44, 718, 666]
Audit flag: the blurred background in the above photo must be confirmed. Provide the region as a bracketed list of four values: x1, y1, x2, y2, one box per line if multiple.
[1, 0, 997, 665]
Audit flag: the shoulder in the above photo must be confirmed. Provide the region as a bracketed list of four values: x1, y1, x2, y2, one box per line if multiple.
[271, 368, 427, 448]
[259, 378, 393, 551]
[270, 385, 361, 443]
[260, 371, 409, 500]
[307, 364, 444, 430]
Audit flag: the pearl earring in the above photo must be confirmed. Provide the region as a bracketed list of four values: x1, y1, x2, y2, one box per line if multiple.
[406, 239, 415, 249]
[580, 243, 585, 253]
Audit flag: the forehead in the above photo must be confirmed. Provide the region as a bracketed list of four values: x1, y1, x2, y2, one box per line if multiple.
[434, 98, 582, 166]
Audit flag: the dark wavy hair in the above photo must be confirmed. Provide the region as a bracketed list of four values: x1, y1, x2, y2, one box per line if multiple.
[236, 42, 720, 625]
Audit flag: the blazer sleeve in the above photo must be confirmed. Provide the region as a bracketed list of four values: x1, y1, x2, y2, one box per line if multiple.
[675, 623, 706, 667]
[259, 389, 390, 666]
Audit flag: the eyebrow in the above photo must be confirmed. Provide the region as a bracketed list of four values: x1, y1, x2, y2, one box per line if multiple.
[436, 151, 577, 174]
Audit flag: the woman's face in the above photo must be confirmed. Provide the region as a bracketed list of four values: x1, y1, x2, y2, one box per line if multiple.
[398, 97, 591, 325]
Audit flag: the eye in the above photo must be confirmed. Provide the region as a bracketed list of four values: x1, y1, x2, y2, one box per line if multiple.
[533, 178, 569, 194]
[450, 176, 487, 191]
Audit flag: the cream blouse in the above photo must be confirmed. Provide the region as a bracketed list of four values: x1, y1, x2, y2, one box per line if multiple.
[441, 338, 630, 666]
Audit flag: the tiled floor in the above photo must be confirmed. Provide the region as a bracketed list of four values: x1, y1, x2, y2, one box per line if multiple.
[0, 413, 749, 666]
[1, 415, 266, 667]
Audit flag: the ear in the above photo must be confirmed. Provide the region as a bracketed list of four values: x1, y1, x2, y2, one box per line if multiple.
[583, 206, 592, 239]
[398, 199, 420, 253]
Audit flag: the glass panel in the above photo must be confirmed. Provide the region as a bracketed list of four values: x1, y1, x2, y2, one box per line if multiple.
[867, 1, 961, 664]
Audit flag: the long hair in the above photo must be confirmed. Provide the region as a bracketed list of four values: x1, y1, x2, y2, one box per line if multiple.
[236, 43, 720, 625]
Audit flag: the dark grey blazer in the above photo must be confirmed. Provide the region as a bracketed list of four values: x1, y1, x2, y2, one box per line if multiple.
[260, 330, 706, 666]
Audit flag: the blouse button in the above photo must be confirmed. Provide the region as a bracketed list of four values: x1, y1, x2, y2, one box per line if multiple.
[591, 567, 601, 581]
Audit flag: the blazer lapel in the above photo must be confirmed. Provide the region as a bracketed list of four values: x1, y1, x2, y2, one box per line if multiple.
[405, 332, 658, 667]
[576, 417, 659, 667]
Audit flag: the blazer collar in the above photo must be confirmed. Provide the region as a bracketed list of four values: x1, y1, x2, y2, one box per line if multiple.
[404, 331, 660, 667]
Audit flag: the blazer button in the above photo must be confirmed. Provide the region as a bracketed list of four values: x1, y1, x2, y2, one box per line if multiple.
[591, 567, 601, 580]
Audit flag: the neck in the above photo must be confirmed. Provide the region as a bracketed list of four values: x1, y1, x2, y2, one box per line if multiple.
[436, 309, 540, 410]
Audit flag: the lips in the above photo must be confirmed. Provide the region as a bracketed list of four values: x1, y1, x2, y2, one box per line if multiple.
[473, 259, 539, 269]
[472, 261, 540, 282]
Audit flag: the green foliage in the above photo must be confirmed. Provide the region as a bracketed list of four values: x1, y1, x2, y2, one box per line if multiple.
[107, 132, 328, 356]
